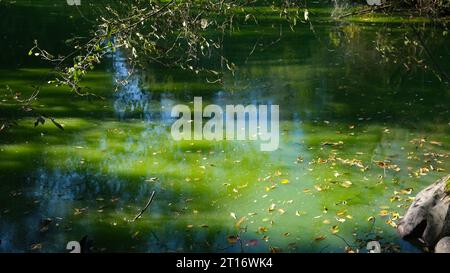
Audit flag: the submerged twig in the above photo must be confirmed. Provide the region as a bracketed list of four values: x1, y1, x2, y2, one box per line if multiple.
[411, 25, 449, 82]
[133, 190, 156, 222]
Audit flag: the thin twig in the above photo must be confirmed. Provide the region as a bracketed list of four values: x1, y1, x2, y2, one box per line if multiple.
[411, 25, 449, 82]
[133, 190, 156, 222]
[333, 233, 356, 249]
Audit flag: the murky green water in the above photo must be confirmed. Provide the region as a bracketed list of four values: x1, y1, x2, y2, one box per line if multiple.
[0, 1, 449, 253]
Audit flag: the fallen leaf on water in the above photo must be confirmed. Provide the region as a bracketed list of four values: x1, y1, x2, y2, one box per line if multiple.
[331, 225, 340, 234]
[345, 247, 357, 253]
[295, 210, 306, 216]
[31, 243, 42, 251]
[259, 227, 268, 233]
[235, 216, 246, 228]
[145, 177, 159, 183]
[314, 236, 326, 241]
[238, 183, 248, 189]
[323, 219, 330, 224]
[186, 224, 194, 229]
[379, 210, 389, 217]
[74, 208, 87, 216]
[227, 235, 238, 244]
[400, 188, 413, 195]
[321, 141, 344, 147]
[430, 141, 442, 146]
[268, 203, 276, 212]
[336, 210, 347, 216]
[230, 212, 237, 220]
[132, 231, 140, 239]
[199, 224, 209, 228]
[341, 180, 352, 188]
[386, 219, 397, 228]
[391, 212, 400, 220]
[39, 218, 52, 233]
[281, 179, 290, 184]
[278, 209, 286, 215]
[270, 246, 281, 253]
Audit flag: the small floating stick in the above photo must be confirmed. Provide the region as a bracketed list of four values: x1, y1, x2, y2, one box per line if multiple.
[133, 191, 156, 222]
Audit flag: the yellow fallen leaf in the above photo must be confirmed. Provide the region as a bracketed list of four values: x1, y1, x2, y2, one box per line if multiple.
[259, 227, 268, 233]
[400, 188, 413, 195]
[331, 225, 340, 234]
[268, 203, 276, 212]
[336, 210, 347, 216]
[270, 246, 281, 253]
[379, 210, 389, 217]
[430, 141, 442, 146]
[386, 219, 397, 228]
[281, 179, 290, 184]
[295, 210, 306, 216]
[235, 216, 246, 228]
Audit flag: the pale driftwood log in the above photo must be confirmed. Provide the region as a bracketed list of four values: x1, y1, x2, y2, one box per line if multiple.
[397, 174, 450, 248]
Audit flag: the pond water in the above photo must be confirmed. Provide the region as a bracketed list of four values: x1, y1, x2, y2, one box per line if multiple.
[0, 1, 449, 253]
